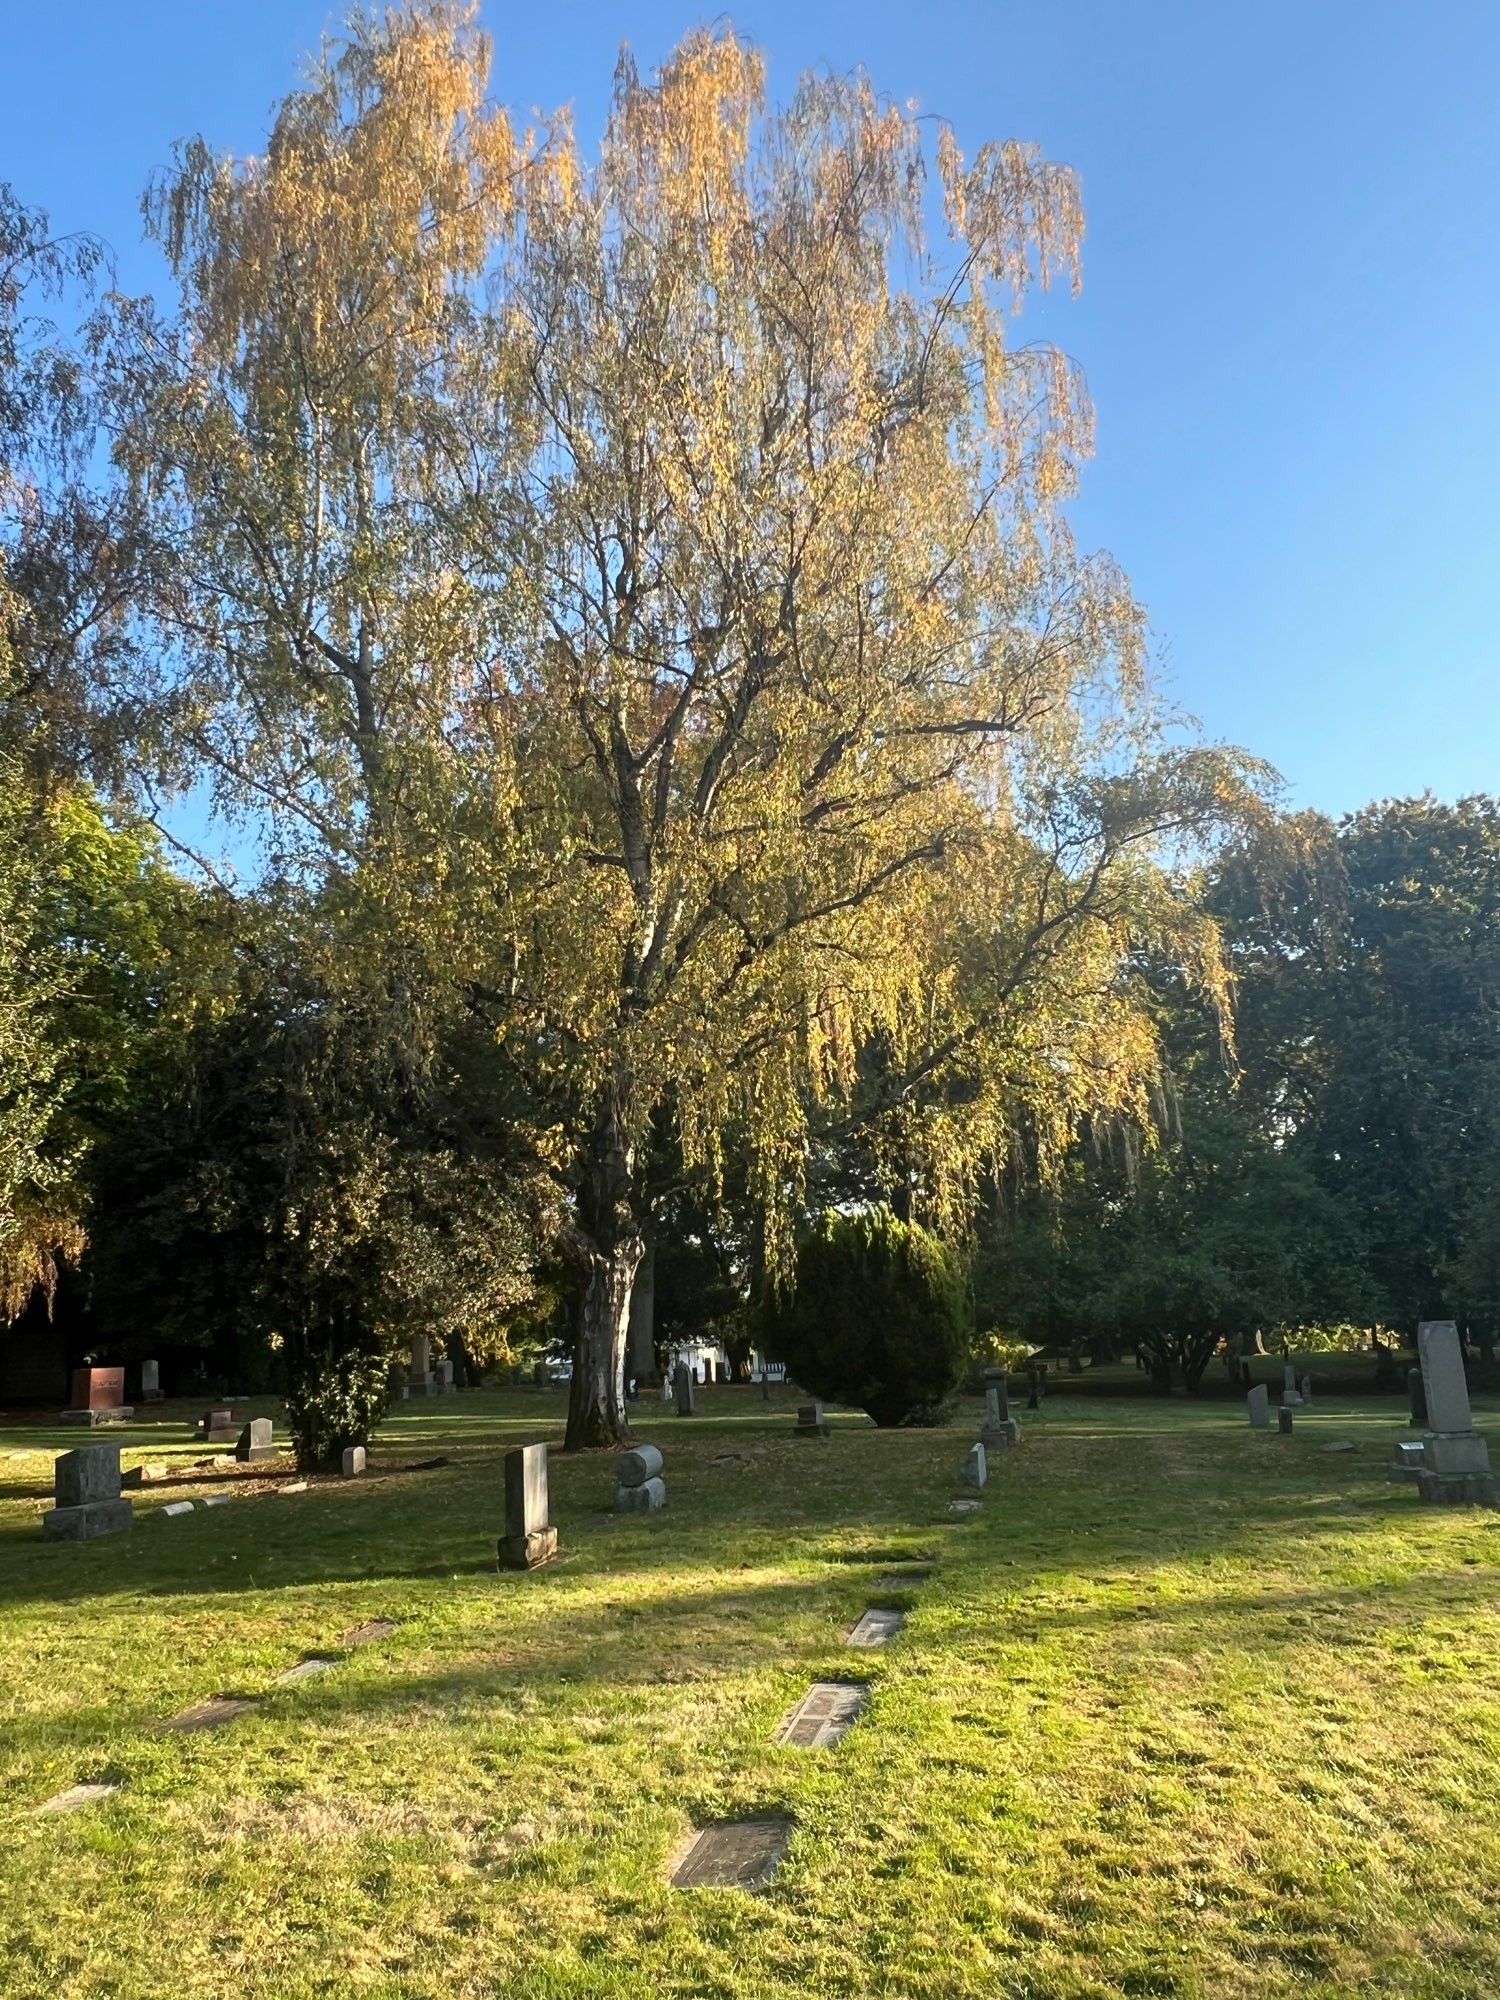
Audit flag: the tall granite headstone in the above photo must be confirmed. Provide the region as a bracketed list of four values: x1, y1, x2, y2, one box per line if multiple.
[1412, 1319, 1497, 1506]
[498, 1442, 557, 1569]
[1247, 1383, 1270, 1429]
[673, 1360, 696, 1417]
[981, 1366, 1020, 1448]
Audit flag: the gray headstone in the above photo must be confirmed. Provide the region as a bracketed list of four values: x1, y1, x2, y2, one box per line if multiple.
[165, 1696, 258, 1733]
[959, 1442, 987, 1488]
[1300, 1374, 1312, 1404]
[794, 1400, 828, 1434]
[1278, 1406, 1294, 1434]
[54, 1443, 122, 1508]
[1247, 1384, 1270, 1428]
[1418, 1321, 1473, 1434]
[341, 1445, 366, 1478]
[410, 1332, 432, 1379]
[671, 1819, 791, 1890]
[235, 1418, 276, 1463]
[774, 1680, 868, 1748]
[499, 1442, 557, 1569]
[615, 1475, 666, 1512]
[40, 1781, 120, 1814]
[1283, 1363, 1297, 1393]
[846, 1609, 904, 1648]
[617, 1444, 663, 1487]
[673, 1361, 696, 1416]
[984, 1368, 1010, 1429]
[140, 1359, 160, 1397]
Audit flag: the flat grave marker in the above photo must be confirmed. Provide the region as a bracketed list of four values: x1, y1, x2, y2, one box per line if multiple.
[775, 1680, 868, 1748]
[846, 1609, 904, 1648]
[39, 1781, 120, 1814]
[948, 1497, 980, 1512]
[164, 1696, 259, 1733]
[671, 1818, 792, 1890]
[274, 1657, 336, 1685]
[340, 1618, 398, 1647]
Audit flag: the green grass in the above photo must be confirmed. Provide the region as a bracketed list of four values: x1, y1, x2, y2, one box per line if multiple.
[2, 1384, 1499, 1998]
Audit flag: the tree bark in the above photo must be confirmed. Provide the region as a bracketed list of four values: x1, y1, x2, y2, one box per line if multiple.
[563, 1082, 644, 1450]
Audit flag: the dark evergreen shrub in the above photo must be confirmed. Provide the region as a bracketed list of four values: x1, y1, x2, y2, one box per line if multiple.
[764, 1206, 968, 1427]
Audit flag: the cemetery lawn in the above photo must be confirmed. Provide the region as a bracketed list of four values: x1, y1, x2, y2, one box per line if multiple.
[3, 1389, 1500, 1998]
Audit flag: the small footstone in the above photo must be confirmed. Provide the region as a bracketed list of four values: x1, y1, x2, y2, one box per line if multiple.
[615, 1475, 666, 1512]
[202, 1494, 233, 1508]
[671, 1818, 792, 1890]
[948, 1497, 980, 1512]
[39, 1781, 119, 1814]
[274, 1657, 335, 1685]
[876, 1566, 932, 1588]
[1278, 1407, 1294, 1435]
[280, 1480, 309, 1494]
[158, 1501, 195, 1518]
[340, 1618, 398, 1647]
[1322, 1441, 1357, 1453]
[164, 1696, 258, 1733]
[847, 1609, 904, 1648]
[775, 1680, 868, 1748]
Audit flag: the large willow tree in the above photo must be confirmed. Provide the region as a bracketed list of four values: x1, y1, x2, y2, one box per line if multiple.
[108, 4, 1256, 1446]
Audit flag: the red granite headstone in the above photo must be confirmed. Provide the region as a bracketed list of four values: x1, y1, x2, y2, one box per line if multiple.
[70, 1367, 125, 1412]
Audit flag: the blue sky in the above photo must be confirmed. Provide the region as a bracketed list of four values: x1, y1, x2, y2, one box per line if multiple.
[3, 0, 1497, 819]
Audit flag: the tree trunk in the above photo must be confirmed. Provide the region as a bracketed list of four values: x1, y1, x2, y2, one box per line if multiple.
[563, 1083, 644, 1451]
[627, 1228, 658, 1388]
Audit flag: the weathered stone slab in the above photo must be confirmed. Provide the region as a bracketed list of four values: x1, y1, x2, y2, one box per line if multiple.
[164, 1696, 258, 1733]
[279, 1480, 309, 1494]
[673, 1361, 696, 1416]
[274, 1657, 335, 1685]
[39, 1781, 120, 1814]
[775, 1680, 868, 1748]
[1247, 1384, 1270, 1429]
[339, 1618, 398, 1647]
[141, 1359, 162, 1401]
[846, 1609, 904, 1648]
[959, 1442, 987, 1488]
[43, 1499, 133, 1541]
[54, 1443, 122, 1508]
[615, 1475, 666, 1512]
[499, 1442, 556, 1569]
[158, 1501, 195, 1518]
[1278, 1407, 1294, 1434]
[1388, 1440, 1426, 1483]
[617, 1444, 663, 1487]
[948, 1496, 980, 1511]
[875, 1566, 933, 1588]
[202, 1494, 233, 1508]
[671, 1818, 791, 1890]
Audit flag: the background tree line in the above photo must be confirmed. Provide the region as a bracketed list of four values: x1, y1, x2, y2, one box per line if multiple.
[2, 6, 1493, 1455]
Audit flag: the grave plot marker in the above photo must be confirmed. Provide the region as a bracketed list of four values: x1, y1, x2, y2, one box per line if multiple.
[39, 1781, 120, 1814]
[671, 1819, 793, 1890]
[43, 1444, 133, 1542]
[339, 1618, 398, 1647]
[274, 1658, 336, 1685]
[499, 1443, 557, 1569]
[846, 1609, 904, 1648]
[775, 1680, 868, 1748]
[164, 1696, 259, 1733]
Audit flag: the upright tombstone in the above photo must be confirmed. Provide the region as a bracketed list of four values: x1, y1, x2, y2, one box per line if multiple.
[433, 1356, 455, 1394]
[959, 1441, 987, 1488]
[1283, 1362, 1297, 1396]
[1025, 1365, 1043, 1412]
[408, 1333, 436, 1398]
[1301, 1374, 1313, 1407]
[794, 1400, 829, 1438]
[235, 1418, 277, 1465]
[615, 1443, 666, 1512]
[673, 1360, 696, 1417]
[140, 1359, 163, 1402]
[1278, 1406, 1294, 1435]
[197, 1407, 238, 1443]
[1247, 1383, 1270, 1429]
[1412, 1320, 1498, 1506]
[341, 1445, 366, 1478]
[43, 1443, 133, 1540]
[60, 1367, 133, 1427]
[981, 1367, 1020, 1449]
[498, 1443, 557, 1569]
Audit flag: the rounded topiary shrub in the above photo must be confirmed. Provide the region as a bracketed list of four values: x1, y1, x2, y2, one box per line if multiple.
[764, 1206, 969, 1427]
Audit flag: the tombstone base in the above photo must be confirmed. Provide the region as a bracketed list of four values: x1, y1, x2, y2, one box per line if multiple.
[1415, 1469, 1500, 1507]
[42, 1499, 134, 1541]
[615, 1476, 666, 1512]
[498, 1527, 558, 1571]
[59, 1406, 134, 1427]
[793, 1422, 830, 1438]
[981, 1420, 1020, 1449]
[235, 1446, 279, 1465]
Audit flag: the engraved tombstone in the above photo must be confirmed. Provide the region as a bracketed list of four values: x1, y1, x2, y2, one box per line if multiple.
[498, 1442, 557, 1569]
[981, 1366, 1020, 1448]
[673, 1360, 696, 1417]
[1247, 1383, 1270, 1429]
[1412, 1320, 1498, 1505]
[43, 1443, 133, 1540]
